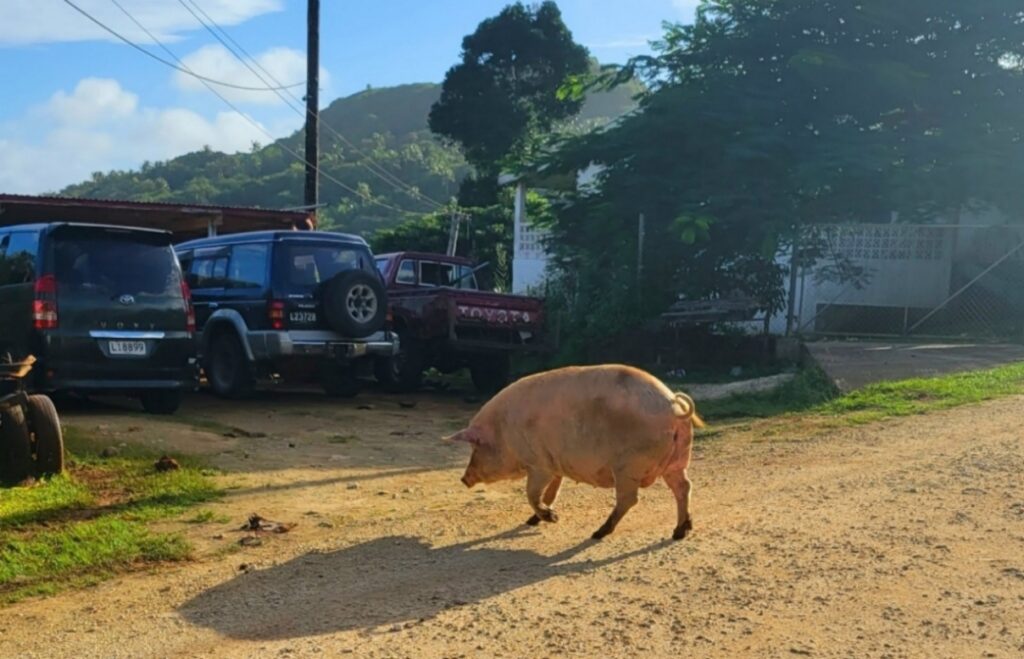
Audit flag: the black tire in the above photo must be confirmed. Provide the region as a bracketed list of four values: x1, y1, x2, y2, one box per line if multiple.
[1, 404, 35, 482]
[206, 331, 255, 399]
[25, 395, 64, 476]
[140, 390, 183, 415]
[321, 367, 361, 398]
[374, 332, 424, 393]
[470, 354, 511, 395]
[322, 271, 388, 338]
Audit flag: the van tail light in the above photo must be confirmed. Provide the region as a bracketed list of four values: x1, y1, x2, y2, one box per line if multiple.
[180, 279, 196, 334]
[33, 274, 58, 330]
[268, 300, 286, 330]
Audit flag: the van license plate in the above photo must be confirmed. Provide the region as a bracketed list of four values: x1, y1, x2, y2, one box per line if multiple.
[289, 311, 317, 323]
[108, 340, 147, 356]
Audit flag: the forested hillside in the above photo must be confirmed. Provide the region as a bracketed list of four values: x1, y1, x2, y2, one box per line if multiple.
[58, 81, 635, 236]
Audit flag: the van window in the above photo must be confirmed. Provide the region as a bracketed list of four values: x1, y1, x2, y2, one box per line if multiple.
[0, 232, 39, 286]
[53, 229, 178, 297]
[455, 265, 478, 290]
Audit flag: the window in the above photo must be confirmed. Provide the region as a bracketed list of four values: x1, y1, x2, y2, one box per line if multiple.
[227, 244, 269, 289]
[396, 260, 416, 285]
[455, 265, 479, 290]
[420, 261, 456, 287]
[53, 229, 177, 296]
[189, 253, 229, 288]
[277, 243, 372, 293]
[0, 232, 39, 286]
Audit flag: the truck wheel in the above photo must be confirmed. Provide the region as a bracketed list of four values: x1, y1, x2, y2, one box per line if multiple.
[1, 405, 35, 483]
[322, 367, 361, 398]
[140, 390, 183, 415]
[207, 332, 255, 399]
[374, 334, 424, 393]
[322, 271, 388, 338]
[26, 395, 64, 476]
[470, 355, 511, 395]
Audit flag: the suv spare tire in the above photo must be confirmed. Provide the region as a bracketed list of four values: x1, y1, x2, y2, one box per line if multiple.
[322, 270, 387, 338]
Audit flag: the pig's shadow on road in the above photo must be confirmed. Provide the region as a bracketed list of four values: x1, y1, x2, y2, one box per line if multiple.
[179, 529, 670, 639]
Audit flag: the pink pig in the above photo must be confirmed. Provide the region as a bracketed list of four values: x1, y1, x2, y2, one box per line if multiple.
[447, 364, 705, 540]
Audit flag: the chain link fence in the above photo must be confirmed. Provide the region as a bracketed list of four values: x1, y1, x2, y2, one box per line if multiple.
[793, 224, 1024, 341]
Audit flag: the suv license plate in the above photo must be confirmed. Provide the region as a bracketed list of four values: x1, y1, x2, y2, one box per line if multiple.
[108, 340, 147, 356]
[289, 311, 317, 323]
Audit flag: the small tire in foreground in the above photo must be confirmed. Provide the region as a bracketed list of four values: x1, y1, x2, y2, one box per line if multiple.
[1, 405, 35, 482]
[140, 390, 183, 415]
[26, 394, 64, 476]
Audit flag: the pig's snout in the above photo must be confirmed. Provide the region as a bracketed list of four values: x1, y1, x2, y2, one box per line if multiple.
[461, 472, 479, 488]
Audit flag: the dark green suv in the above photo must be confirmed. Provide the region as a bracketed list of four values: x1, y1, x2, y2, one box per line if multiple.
[0, 223, 198, 414]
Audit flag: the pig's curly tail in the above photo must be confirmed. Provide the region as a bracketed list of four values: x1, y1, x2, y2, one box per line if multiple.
[673, 392, 706, 429]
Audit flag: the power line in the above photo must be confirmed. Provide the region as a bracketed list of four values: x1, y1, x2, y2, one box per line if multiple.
[61, 0, 304, 92]
[106, 0, 426, 217]
[180, 0, 448, 211]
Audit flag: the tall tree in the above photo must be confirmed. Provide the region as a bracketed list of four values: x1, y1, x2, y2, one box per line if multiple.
[429, 1, 590, 184]
[539, 0, 1024, 359]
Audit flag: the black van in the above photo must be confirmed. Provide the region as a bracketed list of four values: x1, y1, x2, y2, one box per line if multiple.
[175, 230, 397, 398]
[0, 223, 197, 414]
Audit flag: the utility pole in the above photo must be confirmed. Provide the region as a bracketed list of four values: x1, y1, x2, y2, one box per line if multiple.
[303, 0, 320, 213]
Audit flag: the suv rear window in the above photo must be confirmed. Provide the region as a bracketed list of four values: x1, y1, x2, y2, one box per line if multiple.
[276, 242, 374, 293]
[53, 229, 179, 297]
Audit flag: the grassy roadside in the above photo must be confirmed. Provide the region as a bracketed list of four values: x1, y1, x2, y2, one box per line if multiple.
[0, 426, 222, 604]
[699, 361, 1024, 426]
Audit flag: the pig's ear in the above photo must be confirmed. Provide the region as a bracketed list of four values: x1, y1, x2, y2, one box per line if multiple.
[444, 428, 484, 446]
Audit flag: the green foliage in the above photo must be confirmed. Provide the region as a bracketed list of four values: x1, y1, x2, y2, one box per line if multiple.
[59, 84, 468, 237]
[429, 1, 591, 174]
[539, 0, 1024, 358]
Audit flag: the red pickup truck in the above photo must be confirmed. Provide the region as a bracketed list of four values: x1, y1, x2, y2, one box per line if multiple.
[373, 252, 551, 393]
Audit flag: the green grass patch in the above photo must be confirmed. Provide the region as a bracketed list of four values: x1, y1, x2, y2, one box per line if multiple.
[820, 361, 1024, 424]
[701, 368, 839, 420]
[699, 362, 1024, 426]
[0, 425, 222, 604]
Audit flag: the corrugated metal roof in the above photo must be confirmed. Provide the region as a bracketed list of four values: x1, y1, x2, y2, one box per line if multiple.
[0, 193, 308, 219]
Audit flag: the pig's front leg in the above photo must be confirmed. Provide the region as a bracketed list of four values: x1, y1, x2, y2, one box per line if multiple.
[592, 474, 640, 540]
[525, 469, 559, 525]
[526, 475, 563, 526]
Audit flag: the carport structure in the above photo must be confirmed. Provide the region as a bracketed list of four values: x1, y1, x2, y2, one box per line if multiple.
[0, 194, 314, 240]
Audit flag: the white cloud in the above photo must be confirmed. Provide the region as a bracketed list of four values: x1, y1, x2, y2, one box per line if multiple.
[0, 0, 282, 46]
[174, 45, 329, 106]
[0, 78, 271, 194]
[47, 78, 138, 124]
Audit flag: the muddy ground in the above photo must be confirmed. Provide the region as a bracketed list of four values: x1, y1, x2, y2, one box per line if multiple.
[2, 387, 1023, 658]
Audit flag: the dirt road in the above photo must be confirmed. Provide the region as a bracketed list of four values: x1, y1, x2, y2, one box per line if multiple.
[2, 389, 1023, 658]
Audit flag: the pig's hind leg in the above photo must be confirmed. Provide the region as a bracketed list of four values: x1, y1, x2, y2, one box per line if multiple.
[591, 473, 640, 540]
[526, 475, 563, 526]
[525, 470, 560, 525]
[663, 469, 693, 540]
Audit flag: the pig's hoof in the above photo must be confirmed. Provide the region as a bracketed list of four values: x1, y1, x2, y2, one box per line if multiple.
[537, 509, 559, 524]
[525, 514, 541, 526]
[591, 527, 611, 541]
[672, 519, 693, 541]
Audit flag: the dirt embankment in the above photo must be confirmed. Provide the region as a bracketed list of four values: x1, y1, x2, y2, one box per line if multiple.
[2, 390, 1023, 658]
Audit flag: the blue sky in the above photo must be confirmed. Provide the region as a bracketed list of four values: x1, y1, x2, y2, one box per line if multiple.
[0, 0, 698, 194]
